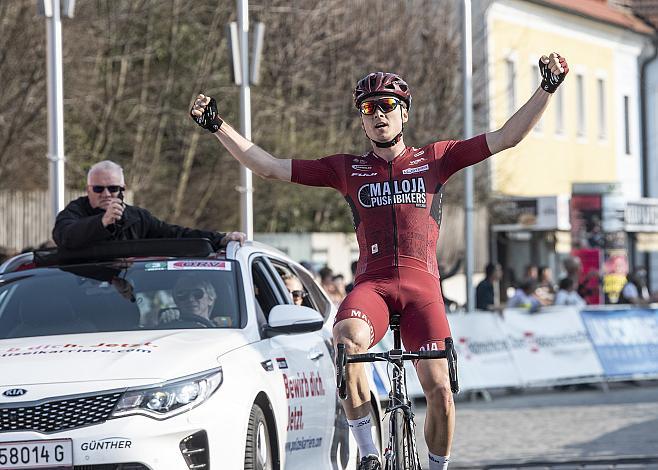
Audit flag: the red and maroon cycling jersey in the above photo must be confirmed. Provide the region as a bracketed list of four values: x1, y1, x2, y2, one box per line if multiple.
[291, 134, 492, 282]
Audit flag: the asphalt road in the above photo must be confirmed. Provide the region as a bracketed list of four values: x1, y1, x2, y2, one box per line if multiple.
[393, 381, 658, 469]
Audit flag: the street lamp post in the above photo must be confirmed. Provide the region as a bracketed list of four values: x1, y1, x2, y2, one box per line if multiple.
[230, 0, 264, 240]
[236, 0, 253, 240]
[43, 0, 67, 224]
[462, 0, 475, 312]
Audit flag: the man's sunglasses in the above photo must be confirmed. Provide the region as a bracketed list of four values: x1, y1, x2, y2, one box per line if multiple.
[90, 185, 125, 194]
[359, 97, 402, 115]
[290, 290, 307, 299]
[174, 288, 206, 301]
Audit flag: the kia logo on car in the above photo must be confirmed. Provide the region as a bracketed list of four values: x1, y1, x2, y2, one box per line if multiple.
[2, 388, 27, 397]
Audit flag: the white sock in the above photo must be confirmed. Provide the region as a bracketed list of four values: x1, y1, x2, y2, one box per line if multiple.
[429, 452, 450, 470]
[347, 415, 378, 458]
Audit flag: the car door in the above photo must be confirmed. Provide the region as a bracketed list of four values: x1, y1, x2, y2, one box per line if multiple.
[292, 265, 354, 468]
[262, 257, 335, 468]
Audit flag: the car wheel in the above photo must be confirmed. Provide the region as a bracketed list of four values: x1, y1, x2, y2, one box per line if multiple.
[244, 403, 273, 470]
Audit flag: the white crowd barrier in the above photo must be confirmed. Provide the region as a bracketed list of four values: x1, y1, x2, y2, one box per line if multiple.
[371, 305, 658, 399]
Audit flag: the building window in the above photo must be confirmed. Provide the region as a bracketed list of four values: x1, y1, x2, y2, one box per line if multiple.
[597, 78, 606, 139]
[555, 87, 564, 135]
[624, 95, 631, 154]
[532, 64, 542, 132]
[506, 58, 516, 117]
[576, 74, 585, 137]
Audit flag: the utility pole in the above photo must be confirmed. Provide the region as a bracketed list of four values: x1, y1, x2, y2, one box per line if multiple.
[41, 0, 70, 224]
[229, 0, 264, 240]
[462, 0, 475, 312]
[236, 0, 253, 239]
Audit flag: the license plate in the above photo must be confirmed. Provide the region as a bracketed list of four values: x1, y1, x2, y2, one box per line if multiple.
[0, 439, 72, 469]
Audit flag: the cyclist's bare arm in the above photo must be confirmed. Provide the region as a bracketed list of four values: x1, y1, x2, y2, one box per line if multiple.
[486, 52, 568, 155]
[191, 93, 292, 182]
[215, 121, 292, 181]
[485, 87, 550, 155]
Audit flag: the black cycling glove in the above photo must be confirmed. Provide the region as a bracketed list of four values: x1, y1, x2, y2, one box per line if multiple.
[191, 96, 224, 133]
[539, 54, 569, 94]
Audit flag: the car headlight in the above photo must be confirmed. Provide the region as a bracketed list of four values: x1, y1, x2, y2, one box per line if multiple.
[111, 367, 223, 419]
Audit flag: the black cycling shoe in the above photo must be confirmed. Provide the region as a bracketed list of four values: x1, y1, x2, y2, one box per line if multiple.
[358, 454, 381, 470]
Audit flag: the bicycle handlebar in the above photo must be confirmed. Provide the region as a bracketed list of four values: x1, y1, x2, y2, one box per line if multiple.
[345, 349, 448, 363]
[335, 337, 459, 399]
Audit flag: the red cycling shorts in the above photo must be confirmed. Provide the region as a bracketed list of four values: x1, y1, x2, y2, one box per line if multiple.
[334, 267, 451, 352]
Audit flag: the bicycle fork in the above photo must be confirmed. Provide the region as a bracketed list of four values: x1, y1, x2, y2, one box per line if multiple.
[384, 360, 422, 470]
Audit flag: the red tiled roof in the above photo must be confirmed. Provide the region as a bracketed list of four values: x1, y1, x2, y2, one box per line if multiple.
[528, 0, 655, 34]
[619, 0, 658, 29]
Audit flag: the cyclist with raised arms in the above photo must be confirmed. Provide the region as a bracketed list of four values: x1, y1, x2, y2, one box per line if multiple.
[191, 52, 568, 470]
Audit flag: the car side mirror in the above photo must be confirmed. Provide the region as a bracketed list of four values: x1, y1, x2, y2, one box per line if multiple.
[262, 305, 324, 337]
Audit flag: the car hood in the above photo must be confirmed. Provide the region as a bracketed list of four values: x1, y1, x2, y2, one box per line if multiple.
[0, 329, 250, 400]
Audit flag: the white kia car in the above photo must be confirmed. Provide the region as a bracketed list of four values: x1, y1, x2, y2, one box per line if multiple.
[0, 239, 381, 470]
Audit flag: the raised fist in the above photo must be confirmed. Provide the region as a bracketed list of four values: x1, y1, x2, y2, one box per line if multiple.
[539, 52, 569, 93]
[190, 93, 223, 133]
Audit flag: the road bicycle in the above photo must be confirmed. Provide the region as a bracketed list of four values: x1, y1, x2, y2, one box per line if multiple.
[336, 314, 459, 470]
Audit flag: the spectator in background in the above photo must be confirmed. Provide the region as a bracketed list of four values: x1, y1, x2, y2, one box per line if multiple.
[554, 277, 585, 307]
[562, 255, 598, 303]
[535, 266, 556, 305]
[53, 160, 244, 250]
[476, 262, 503, 313]
[507, 279, 541, 313]
[319, 266, 342, 305]
[617, 267, 653, 305]
[282, 273, 307, 306]
[346, 260, 358, 294]
[525, 264, 539, 282]
[333, 274, 347, 304]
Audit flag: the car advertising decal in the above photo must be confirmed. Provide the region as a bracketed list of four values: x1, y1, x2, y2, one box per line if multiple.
[285, 436, 323, 453]
[144, 262, 167, 272]
[283, 371, 326, 399]
[81, 438, 132, 451]
[283, 371, 327, 432]
[167, 260, 231, 271]
[0, 342, 157, 357]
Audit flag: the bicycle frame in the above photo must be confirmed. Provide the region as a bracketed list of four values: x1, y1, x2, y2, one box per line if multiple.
[384, 317, 422, 469]
[336, 314, 459, 470]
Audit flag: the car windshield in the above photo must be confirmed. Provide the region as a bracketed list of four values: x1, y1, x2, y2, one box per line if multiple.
[0, 259, 243, 339]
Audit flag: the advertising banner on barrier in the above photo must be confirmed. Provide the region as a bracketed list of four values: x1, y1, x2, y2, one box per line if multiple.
[502, 307, 604, 385]
[449, 313, 522, 391]
[580, 308, 658, 377]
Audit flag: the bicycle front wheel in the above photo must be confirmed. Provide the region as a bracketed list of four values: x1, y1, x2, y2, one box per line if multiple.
[390, 409, 420, 470]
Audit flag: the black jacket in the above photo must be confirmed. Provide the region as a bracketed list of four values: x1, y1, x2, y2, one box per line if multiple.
[53, 196, 227, 250]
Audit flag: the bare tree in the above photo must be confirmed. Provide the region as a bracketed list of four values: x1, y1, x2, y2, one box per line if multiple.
[1, 0, 488, 251]
[0, 1, 47, 186]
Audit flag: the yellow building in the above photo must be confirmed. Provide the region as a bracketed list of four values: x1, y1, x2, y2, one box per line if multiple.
[473, 0, 653, 293]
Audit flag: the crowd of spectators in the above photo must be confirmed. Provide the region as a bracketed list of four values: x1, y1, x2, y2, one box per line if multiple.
[476, 256, 657, 314]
